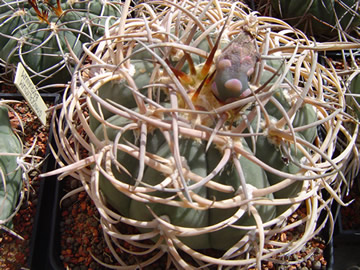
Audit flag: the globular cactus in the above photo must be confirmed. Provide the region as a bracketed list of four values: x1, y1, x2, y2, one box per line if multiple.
[45, 0, 360, 268]
[257, 0, 360, 40]
[0, 0, 122, 88]
[0, 105, 23, 232]
[348, 71, 360, 119]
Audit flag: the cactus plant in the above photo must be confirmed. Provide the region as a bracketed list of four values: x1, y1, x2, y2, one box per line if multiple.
[348, 71, 360, 119]
[252, 0, 360, 40]
[44, 0, 360, 268]
[0, 0, 122, 88]
[0, 105, 23, 231]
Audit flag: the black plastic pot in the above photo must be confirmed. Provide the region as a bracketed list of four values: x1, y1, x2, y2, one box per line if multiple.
[331, 189, 360, 270]
[332, 217, 360, 269]
[28, 140, 61, 270]
[22, 90, 66, 269]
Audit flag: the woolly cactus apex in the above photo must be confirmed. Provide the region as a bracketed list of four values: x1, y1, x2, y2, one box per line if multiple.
[0, 0, 122, 88]
[212, 31, 258, 102]
[43, 0, 360, 268]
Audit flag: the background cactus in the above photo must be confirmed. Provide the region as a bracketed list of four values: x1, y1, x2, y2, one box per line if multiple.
[0, 105, 23, 232]
[348, 71, 360, 119]
[251, 0, 360, 40]
[44, 0, 360, 268]
[0, 0, 122, 88]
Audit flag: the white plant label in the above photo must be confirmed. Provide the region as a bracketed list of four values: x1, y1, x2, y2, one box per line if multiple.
[14, 63, 48, 125]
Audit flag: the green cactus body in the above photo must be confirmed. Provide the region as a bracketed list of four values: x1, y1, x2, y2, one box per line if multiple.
[245, 59, 318, 214]
[88, 34, 280, 249]
[0, 106, 22, 226]
[244, 110, 316, 215]
[84, 17, 320, 252]
[94, 114, 277, 250]
[271, 0, 360, 38]
[207, 142, 276, 250]
[247, 126, 307, 214]
[89, 48, 318, 250]
[349, 73, 360, 119]
[0, 0, 122, 86]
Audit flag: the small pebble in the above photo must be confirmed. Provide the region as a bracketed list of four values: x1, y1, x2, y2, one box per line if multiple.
[69, 194, 78, 203]
[89, 262, 98, 269]
[97, 254, 104, 261]
[313, 261, 322, 270]
[62, 198, 72, 208]
[32, 198, 38, 206]
[90, 219, 98, 227]
[65, 218, 72, 225]
[30, 170, 38, 177]
[70, 178, 79, 189]
[96, 243, 103, 250]
[66, 237, 74, 244]
[126, 256, 137, 265]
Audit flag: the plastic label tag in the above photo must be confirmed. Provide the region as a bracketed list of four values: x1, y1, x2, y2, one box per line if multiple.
[14, 63, 48, 125]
